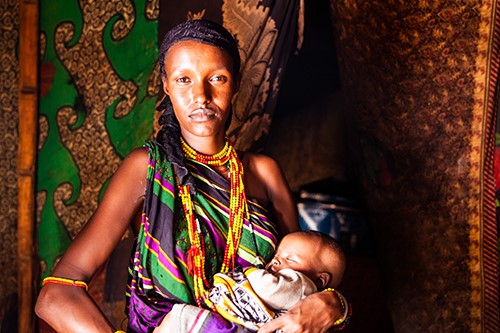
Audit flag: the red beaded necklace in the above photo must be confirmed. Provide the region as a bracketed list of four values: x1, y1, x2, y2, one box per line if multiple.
[179, 137, 248, 307]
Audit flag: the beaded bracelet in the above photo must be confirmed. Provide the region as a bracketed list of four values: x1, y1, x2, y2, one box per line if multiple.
[322, 288, 348, 326]
[42, 276, 89, 291]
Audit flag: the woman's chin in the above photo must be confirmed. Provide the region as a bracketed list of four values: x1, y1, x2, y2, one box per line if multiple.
[184, 124, 225, 139]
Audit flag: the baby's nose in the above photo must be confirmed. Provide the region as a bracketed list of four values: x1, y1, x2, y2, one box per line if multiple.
[266, 258, 280, 271]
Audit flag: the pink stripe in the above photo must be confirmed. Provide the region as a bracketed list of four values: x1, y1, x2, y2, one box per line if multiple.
[188, 310, 206, 333]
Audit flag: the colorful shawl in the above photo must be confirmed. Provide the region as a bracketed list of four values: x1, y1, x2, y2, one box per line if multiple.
[126, 141, 278, 332]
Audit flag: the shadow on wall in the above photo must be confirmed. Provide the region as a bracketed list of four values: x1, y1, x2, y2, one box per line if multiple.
[0, 293, 18, 333]
[265, 0, 395, 332]
[265, 0, 349, 191]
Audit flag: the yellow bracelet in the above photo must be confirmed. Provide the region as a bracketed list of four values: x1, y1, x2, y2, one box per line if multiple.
[322, 288, 347, 326]
[115, 331, 126, 333]
[42, 276, 89, 291]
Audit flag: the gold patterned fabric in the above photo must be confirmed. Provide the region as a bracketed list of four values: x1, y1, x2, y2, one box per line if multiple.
[0, 0, 19, 321]
[331, 1, 499, 332]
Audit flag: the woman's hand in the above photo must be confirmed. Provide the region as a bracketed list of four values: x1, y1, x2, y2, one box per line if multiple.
[258, 291, 344, 333]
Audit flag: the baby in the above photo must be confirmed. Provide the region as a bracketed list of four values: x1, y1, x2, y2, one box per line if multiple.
[208, 230, 347, 330]
[155, 230, 347, 332]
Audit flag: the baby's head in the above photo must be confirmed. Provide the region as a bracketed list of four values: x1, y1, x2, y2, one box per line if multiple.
[265, 230, 346, 289]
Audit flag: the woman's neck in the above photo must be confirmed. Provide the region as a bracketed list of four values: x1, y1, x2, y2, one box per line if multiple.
[180, 132, 226, 155]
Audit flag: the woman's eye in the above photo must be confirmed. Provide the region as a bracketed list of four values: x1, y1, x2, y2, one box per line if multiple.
[211, 75, 227, 83]
[176, 77, 190, 84]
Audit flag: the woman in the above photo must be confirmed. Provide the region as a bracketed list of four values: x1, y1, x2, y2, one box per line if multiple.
[35, 19, 347, 333]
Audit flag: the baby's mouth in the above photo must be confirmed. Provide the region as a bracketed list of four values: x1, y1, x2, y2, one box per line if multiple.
[266, 265, 276, 274]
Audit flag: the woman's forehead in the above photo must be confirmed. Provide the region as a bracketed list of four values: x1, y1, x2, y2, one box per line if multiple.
[164, 40, 235, 70]
[166, 40, 228, 55]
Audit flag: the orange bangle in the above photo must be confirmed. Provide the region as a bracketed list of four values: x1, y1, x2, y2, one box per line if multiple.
[42, 276, 89, 291]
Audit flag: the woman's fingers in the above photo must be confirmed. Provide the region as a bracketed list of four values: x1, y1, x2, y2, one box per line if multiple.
[258, 316, 288, 333]
[258, 291, 343, 333]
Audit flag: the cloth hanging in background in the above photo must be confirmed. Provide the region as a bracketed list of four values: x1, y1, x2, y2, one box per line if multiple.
[37, 1, 159, 330]
[331, 0, 500, 332]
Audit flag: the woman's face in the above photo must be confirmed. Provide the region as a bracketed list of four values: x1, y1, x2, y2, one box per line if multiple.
[162, 40, 239, 140]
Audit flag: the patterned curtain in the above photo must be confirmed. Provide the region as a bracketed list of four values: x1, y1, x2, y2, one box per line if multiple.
[0, 0, 20, 329]
[331, 1, 499, 332]
[37, 3, 159, 328]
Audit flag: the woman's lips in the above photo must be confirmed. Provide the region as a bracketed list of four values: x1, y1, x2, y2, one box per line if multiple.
[189, 108, 217, 121]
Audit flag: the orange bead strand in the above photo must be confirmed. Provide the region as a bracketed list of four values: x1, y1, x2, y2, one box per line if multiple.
[180, 137, 248, 307]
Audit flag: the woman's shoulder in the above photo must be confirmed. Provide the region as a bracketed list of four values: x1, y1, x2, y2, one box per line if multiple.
[123, 146, 149, 164]
[110, 146, 149, 182]
[242, 153, 287, 190]
[124, 141, 165, 165]
[241, 151, 282, 175]
[240, 152, 288, 205]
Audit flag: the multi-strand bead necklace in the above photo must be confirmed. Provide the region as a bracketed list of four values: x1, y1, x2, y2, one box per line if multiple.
[179, 137, 248, 307]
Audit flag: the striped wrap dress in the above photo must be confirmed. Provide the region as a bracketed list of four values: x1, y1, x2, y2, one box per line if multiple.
[126, 141, 278, 332]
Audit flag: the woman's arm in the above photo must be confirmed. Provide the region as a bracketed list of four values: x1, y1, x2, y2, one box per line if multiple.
[35, 147, 149, 333]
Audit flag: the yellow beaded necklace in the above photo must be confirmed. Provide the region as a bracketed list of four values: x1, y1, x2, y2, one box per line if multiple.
[179, 137, 248, 307]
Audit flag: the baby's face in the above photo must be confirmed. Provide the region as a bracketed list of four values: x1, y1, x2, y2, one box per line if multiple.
[265, 233, 320, 278]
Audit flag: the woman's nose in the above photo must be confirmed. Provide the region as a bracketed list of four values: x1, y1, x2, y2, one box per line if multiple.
[192, 81, 211, 105]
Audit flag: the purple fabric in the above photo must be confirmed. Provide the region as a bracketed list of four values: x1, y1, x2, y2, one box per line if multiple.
[127, 292, 174, 332]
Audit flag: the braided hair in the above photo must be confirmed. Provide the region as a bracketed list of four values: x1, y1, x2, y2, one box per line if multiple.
[155, 19, 241, 189]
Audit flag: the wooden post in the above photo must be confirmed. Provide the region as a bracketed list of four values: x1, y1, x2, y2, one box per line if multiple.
[17, 0, 39, 332]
